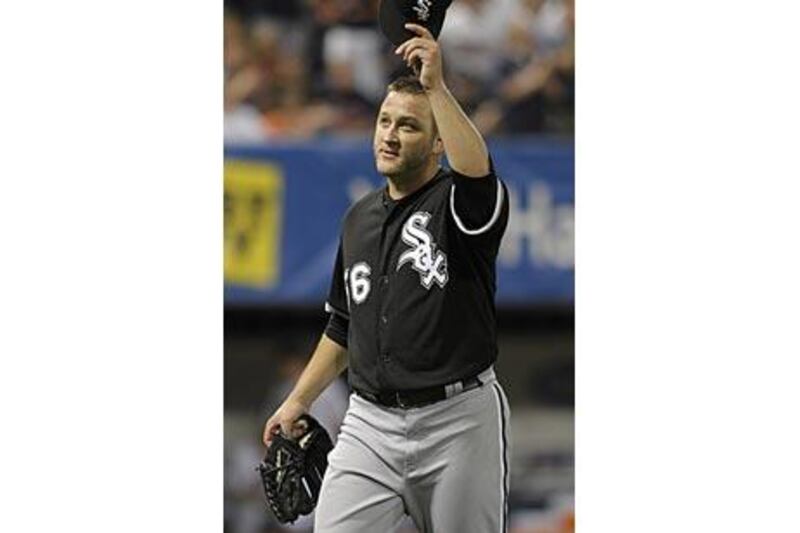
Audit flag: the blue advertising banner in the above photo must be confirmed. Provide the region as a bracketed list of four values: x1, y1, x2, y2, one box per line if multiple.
[224, 138, 573, 307]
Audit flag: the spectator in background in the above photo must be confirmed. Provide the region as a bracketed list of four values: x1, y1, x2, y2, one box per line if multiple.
[438, 0, 517, 113]
[314, 61, 379, 135]
[224, 0, 306, 20]
[277, 0, 385, 136]
[320, 0, 386, 104]
[224, 11, 271, 143]
[306, 0, 385, 102]
[249, 17, 324, 138]
[224, 0, 576, 140]
[472, 0, 574, 135]
[501, 0, 568, 77]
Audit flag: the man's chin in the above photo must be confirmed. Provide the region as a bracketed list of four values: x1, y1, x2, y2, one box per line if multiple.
[376, 160, 403, 177]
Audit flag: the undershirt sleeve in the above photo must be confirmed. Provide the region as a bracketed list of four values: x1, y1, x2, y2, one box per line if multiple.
[323, 239, 349, 348]
[324, 311, 349, 348]
[324, 239, 349, 318]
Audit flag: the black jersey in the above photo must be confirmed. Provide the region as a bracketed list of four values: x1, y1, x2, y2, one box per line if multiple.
[324, 163, 509, 393]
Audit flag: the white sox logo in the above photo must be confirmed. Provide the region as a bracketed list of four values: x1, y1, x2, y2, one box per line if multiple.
[397, 212, 448, 289]
[413, 0, 432, 21]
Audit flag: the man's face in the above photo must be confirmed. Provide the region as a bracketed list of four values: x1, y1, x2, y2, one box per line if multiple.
[373, 91, 440, 179]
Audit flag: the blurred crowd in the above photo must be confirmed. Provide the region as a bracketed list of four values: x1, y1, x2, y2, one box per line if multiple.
[224, 0, 574, 143]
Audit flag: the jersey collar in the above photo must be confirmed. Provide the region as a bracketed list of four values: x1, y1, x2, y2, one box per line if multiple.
[381, 167, 445, 209]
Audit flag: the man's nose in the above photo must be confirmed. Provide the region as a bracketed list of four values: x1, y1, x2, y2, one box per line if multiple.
[383, 128, 399, 145]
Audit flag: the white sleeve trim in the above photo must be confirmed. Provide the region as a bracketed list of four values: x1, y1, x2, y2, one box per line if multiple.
[449, 178, 504, 235]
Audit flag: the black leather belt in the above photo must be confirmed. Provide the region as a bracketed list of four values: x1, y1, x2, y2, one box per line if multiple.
[354, 374, 484, 409]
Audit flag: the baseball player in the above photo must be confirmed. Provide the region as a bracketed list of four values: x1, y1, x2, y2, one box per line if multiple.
[263, 21, 511, 532]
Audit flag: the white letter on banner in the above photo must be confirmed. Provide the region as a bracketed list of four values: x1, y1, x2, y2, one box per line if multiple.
[499, 182, 574, 270]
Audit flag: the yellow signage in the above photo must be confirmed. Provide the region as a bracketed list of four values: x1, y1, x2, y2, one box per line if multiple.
[224, 160, 283, 287]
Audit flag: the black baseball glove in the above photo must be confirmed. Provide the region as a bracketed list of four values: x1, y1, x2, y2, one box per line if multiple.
[256, 413, 334, 524]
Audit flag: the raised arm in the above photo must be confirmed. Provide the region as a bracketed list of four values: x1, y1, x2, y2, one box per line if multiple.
[395, 23, 490, 178]
[262, 334, 348, 446]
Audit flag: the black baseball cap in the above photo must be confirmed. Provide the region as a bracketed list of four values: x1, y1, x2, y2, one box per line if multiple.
[378, 0, 453, 46]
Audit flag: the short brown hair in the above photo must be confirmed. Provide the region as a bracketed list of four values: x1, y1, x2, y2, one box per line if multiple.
[387, 75, 426, 95]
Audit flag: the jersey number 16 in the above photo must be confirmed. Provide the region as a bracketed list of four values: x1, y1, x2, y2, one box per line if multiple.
[345, 262, 371, 305]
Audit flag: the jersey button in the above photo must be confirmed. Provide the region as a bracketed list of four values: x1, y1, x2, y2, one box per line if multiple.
[381, 315, 388, 325]
[381, 352, 390, 362]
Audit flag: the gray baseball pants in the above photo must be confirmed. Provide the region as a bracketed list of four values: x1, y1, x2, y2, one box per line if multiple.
[314, 366, 511, 532]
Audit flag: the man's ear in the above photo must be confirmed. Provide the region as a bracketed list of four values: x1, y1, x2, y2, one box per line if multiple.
[433, 134, 445, 156]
